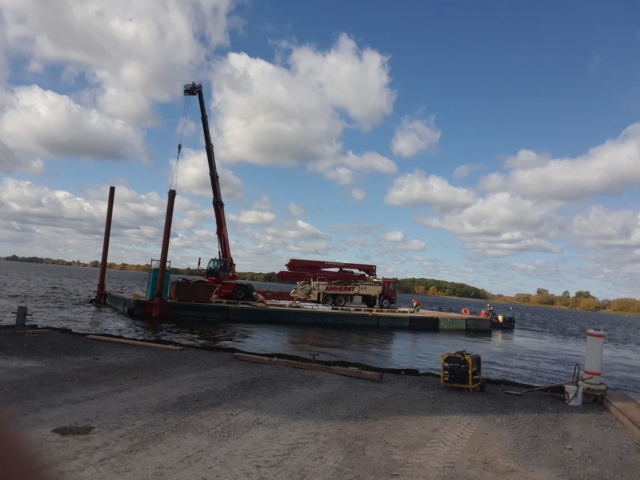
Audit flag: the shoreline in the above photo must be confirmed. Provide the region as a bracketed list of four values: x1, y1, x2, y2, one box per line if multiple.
[2, 326, 639, 479]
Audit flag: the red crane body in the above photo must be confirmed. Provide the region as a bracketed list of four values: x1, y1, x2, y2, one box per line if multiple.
[184, 82, 253, 301]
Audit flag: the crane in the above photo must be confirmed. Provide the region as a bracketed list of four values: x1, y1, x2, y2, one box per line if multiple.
[183, 82, 254, 301]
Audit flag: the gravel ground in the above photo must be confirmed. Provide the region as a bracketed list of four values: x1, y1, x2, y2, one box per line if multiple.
[1, 328, 639, 480]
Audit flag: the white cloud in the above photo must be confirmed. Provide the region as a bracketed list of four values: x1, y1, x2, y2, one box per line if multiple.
[228, 209, 276, 226]
[391, 116, 441, 157]
[419, 192, 564, 257]
[251, 195, 273, 211]
[0, 139, 43, 174]
[506, 260, 564, 278]
[176, 118, 197, 136]
[572, 205, 640, 248]
[503, 149, 551, 170]
[351, 188, 366, 202]
[0, 85, 151, 165]
[379, 239, 426, 254]
[397, 239, 426, 252]
[379, 231, 405, 242]
[288, 203, 304, 217]
[289, 34, 395, 130]
[344, 237, 374, 247]
[266, 219, 325, 239]
[332, 222, 383, 235]
[211, 34, 395, 175]
[0, 0, 238, 125]
[0, 178, 209, 261]
[385, 170, 477, 210]
[169, 148, 243, 200]
[286, 239, 342, 255]
[453, 164, 482, 178]
[309, 151, 397, 185]
[482, 124, 640, 201]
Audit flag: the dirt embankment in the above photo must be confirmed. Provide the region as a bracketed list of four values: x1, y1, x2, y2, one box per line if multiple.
[1, 328, 638, 480]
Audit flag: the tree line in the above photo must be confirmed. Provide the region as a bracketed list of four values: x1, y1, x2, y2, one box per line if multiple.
[1, 255, 279, 280]
[397, 277, 488, 299]
[490, 287, 640, 314]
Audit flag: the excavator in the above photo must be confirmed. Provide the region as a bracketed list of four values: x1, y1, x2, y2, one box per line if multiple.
[183, 82, 255, 301]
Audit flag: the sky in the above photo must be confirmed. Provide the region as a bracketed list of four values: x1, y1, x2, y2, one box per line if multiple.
[1, 1, 640, 300]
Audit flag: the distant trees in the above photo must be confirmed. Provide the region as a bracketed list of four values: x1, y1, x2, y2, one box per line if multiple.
[514, 293, 532, 303]
[575, 290, 594, 299]
[579, 298, 598, 311]
[236, 272, 280, 283]
[562, 291, 570, 297]
[397, 278, 488, 299]
[536, 288, 550, 295]
[530, 293, 556, 305]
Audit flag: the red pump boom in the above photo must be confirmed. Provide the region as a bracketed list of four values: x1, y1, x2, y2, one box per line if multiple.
[276, 259, 377, 283]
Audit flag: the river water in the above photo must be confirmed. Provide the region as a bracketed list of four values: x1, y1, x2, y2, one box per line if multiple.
[1, 261, 638, 393]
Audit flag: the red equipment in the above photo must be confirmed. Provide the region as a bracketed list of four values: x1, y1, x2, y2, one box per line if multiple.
[277, 259, 397, 308]
[184, 82, 254, 301]
[276, 259, 376, 283]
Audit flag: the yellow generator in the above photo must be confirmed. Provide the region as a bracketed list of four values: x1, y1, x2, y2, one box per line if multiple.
[440, 350, 484, 392]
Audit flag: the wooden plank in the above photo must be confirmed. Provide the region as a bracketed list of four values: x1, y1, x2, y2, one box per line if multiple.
[604, 392, 640, 444]
[234, 353, 382, 381]
[86, 335, 183, 350]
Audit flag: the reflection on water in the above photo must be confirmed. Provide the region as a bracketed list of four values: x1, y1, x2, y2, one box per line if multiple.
[1, 261, 639, 393]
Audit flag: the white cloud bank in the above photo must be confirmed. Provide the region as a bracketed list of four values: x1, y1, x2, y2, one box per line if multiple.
[0, 0, 238, 126]
[482, 123, 640, 201]
[385, 170, 477, 211]
[419, 192, 564, 257]
[0, 85, 151, 171]
[169, 148, 244, 200]
[229, 210, 276, 226]
[210, 34, 396, 185]
[0, 178, 209, 261]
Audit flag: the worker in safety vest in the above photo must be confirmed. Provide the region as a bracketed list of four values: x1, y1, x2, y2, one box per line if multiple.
[412, 299, 421, 313]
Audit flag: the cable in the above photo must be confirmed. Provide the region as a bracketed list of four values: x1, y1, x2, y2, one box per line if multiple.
[170, 96, 192, 191]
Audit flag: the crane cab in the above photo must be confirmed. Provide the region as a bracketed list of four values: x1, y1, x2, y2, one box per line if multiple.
[206, 258, 235, 281]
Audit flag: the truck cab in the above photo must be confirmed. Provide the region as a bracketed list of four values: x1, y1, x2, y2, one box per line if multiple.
[379, 279, 397, 308]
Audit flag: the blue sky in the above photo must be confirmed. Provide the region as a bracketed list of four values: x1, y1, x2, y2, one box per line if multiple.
[1, 1, 640, 300]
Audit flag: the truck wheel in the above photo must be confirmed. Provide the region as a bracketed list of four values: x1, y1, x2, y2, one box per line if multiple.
[322, 295, 334, 306]
[232, 285, 249, 301]
[364, 297, 376, 308]
[379, 296, 391, 309]
[334, 295, 347, 307]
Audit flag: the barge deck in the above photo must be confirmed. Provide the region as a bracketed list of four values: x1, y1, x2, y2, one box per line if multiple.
[106, 292, 493, 331]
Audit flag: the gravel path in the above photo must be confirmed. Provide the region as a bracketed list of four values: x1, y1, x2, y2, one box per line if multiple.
[1, 328, 638, 480]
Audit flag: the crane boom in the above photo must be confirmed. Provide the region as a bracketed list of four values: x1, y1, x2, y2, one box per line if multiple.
[184, 82, 236, 281]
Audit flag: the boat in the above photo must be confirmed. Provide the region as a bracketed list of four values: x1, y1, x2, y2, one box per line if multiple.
[489, 313, 516, 330]
[462, 308, 516, 330]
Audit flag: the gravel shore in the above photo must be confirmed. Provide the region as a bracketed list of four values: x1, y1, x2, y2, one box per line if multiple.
[1, 327, 638, 480]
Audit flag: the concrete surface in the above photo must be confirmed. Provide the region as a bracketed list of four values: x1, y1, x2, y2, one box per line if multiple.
[1, 328, 639, 480]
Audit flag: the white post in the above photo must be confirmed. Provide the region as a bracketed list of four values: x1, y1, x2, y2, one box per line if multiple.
[584, 328, 605, 384]
[580, 328, 607, 399]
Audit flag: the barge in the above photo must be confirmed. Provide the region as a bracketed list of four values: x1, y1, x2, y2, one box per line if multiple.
[105, 291, 494, 332]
